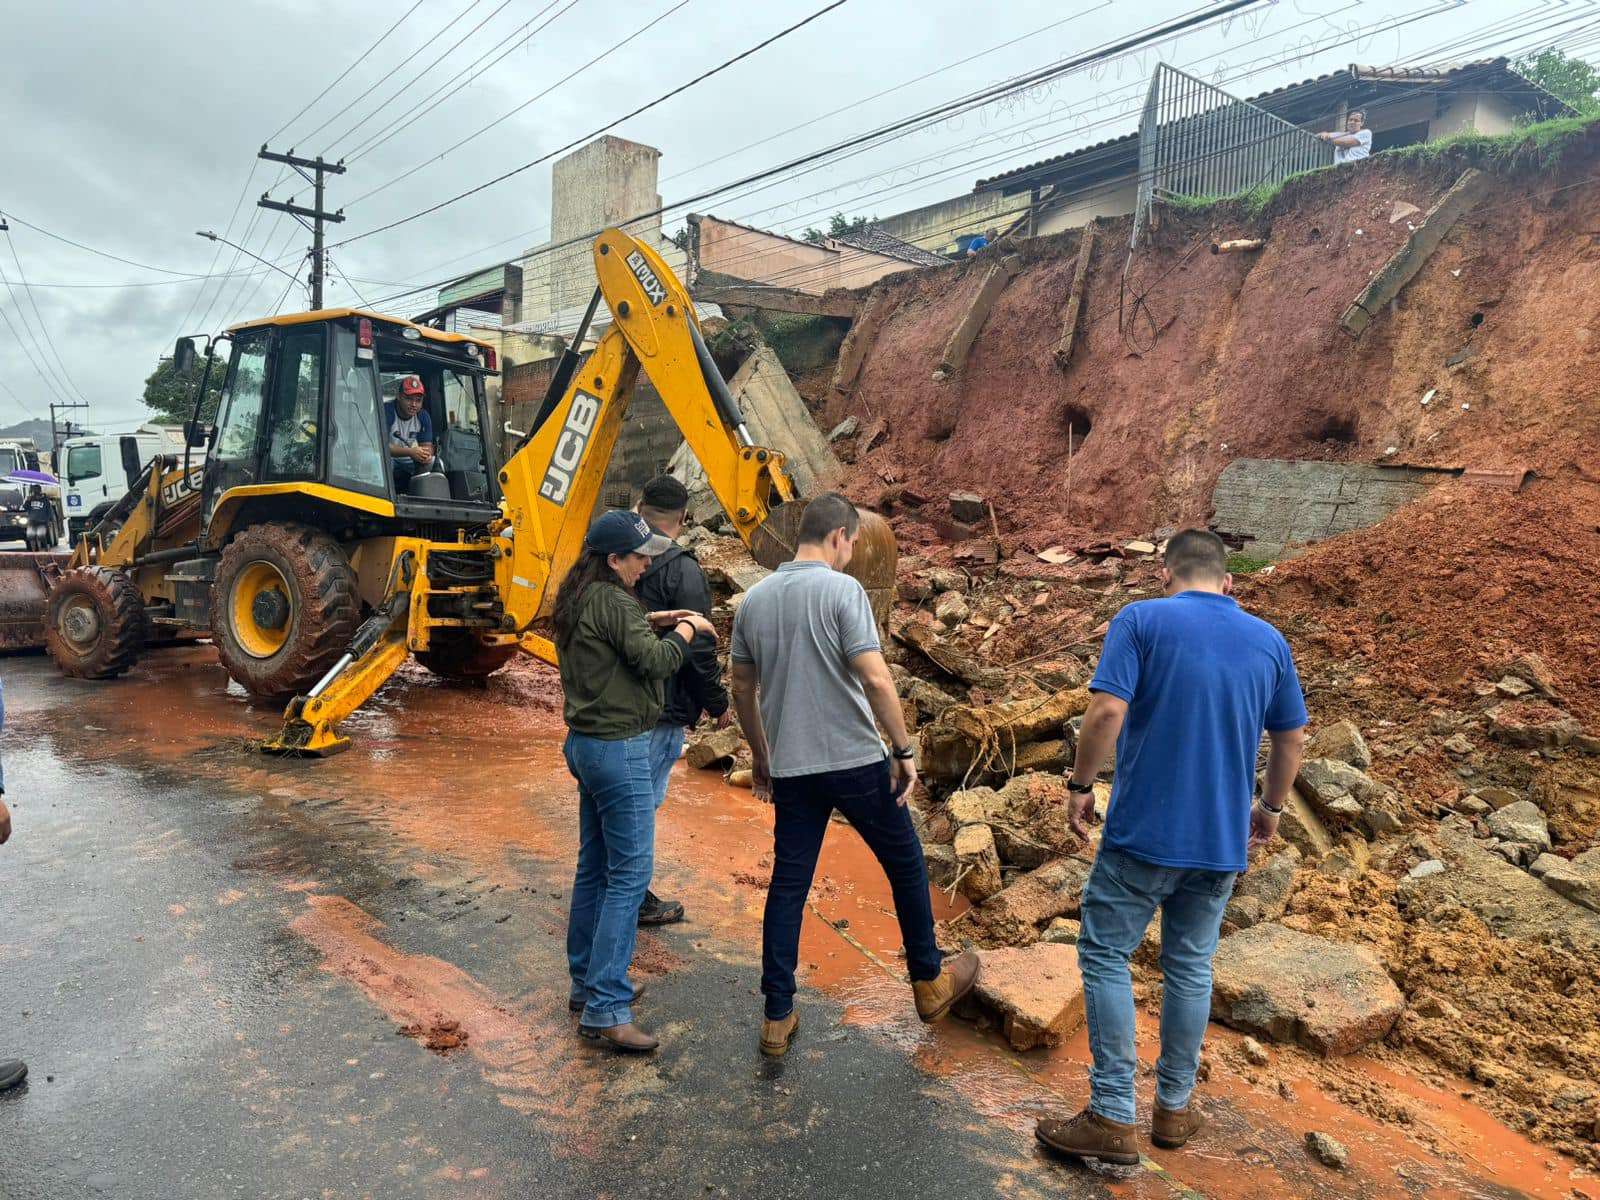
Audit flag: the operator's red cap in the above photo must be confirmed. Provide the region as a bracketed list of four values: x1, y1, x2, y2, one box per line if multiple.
[398, 375, 425, 397]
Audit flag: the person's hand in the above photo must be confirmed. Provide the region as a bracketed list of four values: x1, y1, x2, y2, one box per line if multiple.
[1248, 800, 1281, 851]
[889, 756, 918, 806]
[682, 613, 717, 642]
[647, 609, 696, 628]
[411, 446, 432, 464]
[1066, 784, 1096, 840]
[752, 757, 772, 804]
[711, 708, 735, 731]
[0, 797, 11, 845]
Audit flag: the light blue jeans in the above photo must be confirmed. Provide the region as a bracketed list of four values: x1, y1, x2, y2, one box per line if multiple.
[564, 730, 656, 1029]
[1077, 847, 1237, 1124]
[648, 723, 686, 810]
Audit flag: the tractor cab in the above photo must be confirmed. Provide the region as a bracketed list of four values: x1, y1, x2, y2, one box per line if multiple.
[186, 310, 501, 545]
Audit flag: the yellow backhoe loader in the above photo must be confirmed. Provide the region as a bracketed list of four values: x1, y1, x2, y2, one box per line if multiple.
[36, 228, 894, 754]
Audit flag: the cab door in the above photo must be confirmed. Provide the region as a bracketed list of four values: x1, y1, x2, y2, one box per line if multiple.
[201, 327, 272, 531]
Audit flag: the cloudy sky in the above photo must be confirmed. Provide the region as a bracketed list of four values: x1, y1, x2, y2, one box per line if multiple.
[0, 0, 1577, 434]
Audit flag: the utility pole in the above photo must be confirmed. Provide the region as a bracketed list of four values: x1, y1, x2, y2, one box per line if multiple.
[49, 400, 89, 463]
[256, 147, 346, 310]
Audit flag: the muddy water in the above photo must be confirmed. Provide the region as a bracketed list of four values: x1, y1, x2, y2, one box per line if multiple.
[29, 646, 1600, 1200]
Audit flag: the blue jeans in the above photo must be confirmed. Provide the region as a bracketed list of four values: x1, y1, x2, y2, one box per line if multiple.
[762, 759, 943, 1020]
[648, 723, 685, 811]
[1077, 848, 1237, 1124]
[563, 730, 656, 1029]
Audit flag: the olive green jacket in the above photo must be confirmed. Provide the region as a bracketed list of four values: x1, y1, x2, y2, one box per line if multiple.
[558, 582, 688, 739]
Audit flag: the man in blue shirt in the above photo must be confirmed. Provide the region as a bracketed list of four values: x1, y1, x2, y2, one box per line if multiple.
[1036, 529, 1307, 1166]
[384, 375, 436, 492]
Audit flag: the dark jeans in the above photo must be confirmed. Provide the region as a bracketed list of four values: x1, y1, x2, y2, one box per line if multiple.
[761, 758, 942, 1020]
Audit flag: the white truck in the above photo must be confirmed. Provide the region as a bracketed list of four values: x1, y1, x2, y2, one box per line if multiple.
[62, 427, 186, 542]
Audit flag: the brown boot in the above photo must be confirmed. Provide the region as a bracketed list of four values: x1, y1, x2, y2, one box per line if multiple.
[912, 949, 980, 1023]
[759, 1012, 799, 1058]
[1035, 1108, 1141, 1166]
[1151, 1102, 1204, 1149]
[579, 1021, 659, 1053]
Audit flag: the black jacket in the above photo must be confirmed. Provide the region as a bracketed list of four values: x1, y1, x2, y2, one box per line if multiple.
[636, 544, 729, 728]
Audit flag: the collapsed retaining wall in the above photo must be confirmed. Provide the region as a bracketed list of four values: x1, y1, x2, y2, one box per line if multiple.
[816, 123, 1600, 546]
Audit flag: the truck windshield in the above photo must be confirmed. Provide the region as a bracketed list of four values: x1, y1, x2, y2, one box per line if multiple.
[67, 445, 102, 483]
[0, 449, 17, 476]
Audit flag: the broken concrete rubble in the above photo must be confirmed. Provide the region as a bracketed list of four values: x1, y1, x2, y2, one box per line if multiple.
[1210, 923, 1403, 1056]
[1484, 800, 1551, 856]
[1223, 846, 1301, 932]
[968, 943, 1084, 1051]
[1307, 719, 1372, 770]
[1487, 700, 1582, 749]
[1537, 848, 1600, 915]
[920, 688, 1090, 784]
[947, 857, 1090, 948]
[685, 727, 746, 770]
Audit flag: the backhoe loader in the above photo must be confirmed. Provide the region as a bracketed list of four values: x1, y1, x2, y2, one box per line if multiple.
[33, 227, 895, 754]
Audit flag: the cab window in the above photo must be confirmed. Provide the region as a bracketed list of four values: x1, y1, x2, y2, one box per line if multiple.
[264, 328, 325, 480]
[214, 330, 271, 463]
[439, 368, 491, 501]
[327, 326, 387, 496]
[66, 445, 102, 483]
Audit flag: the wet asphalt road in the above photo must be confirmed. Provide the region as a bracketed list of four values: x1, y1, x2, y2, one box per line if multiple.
[0, 657, 1089, 1200]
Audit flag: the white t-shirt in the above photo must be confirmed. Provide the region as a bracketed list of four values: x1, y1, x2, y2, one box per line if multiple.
[1335, 128, 1372, 164]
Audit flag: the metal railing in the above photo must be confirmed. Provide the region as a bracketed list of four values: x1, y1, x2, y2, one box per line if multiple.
[1133, 63, 1332, 245]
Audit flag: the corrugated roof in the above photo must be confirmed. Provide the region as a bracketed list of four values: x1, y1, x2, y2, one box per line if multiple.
[830, 225, 950, 267]
[974, 56, 1570, 191]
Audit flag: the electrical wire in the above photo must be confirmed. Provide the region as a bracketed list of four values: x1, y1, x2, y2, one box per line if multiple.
[2, 227, 90, 403]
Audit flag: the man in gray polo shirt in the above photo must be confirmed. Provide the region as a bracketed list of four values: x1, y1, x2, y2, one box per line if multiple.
[731, 493, 978, 1057]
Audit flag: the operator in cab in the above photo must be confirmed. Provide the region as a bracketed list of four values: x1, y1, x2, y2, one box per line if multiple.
[385, 375, 436, 491]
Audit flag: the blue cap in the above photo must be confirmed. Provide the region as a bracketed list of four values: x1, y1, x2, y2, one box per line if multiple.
[585, 510, 674, 557]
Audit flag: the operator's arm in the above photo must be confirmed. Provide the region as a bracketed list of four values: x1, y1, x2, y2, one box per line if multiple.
[415, 411, 436, 464]
[599, 587, 689, 682]
[673, 558, 729, 719]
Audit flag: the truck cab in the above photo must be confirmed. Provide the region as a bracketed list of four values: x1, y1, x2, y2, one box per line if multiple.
[63, 431, 172, 542]
[0, 439, 63, 547]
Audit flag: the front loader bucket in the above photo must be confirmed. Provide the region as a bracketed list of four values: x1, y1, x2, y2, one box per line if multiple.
[0, 550, 69, 651]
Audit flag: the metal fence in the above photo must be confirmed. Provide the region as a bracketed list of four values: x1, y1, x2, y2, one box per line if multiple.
[1133, 63, 1331, 245]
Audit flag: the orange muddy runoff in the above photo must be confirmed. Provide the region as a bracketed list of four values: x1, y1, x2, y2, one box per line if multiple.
[28, 645, 1600, 1200]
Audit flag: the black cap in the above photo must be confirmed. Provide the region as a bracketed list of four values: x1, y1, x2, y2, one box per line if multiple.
[585, 510, 674, 557]
[639, 474, 690, 511]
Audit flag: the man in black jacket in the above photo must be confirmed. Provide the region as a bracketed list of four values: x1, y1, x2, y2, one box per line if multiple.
[634, 475, 732, 926]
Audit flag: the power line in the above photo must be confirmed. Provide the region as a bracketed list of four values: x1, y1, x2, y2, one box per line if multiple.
[344, 0, 697, 204]
[265, 0, 433, 143]
[341, 0, 583, 164]
[2, 227, 90, 404]
[331, 0, 866, 246]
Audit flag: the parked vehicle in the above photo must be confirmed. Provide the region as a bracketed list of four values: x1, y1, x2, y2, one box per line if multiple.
[62, 429, 183, 542]
[0, 439, 63, 546]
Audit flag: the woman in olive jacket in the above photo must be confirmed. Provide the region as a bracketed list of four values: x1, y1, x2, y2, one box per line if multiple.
[552, 510, 717, 1052]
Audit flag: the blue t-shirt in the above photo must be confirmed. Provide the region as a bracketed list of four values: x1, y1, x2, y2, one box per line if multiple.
[383, 401, 434, 456]
[1090, 591, 1307, 872]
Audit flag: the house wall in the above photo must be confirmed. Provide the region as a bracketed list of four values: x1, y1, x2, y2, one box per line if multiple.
[691, 216, 921, 293]
[1036, 175, 1141, 235]
[874, 190, 1029, 255]
[1431, 90, 1523, 139]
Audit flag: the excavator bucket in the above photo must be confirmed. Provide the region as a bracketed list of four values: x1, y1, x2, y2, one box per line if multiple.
[0, 550, 69, 651]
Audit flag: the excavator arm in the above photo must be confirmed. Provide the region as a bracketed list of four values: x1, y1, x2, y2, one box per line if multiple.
[494, 227, 801, 653]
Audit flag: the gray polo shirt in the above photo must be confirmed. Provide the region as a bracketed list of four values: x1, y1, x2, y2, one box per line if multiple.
[730, 560, 885, 779]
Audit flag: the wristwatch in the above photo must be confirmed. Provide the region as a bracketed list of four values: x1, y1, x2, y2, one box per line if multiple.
[1257, 797, 1284, 815]
[891, 744, 915, 761]
[1066, 779, 1095, 795]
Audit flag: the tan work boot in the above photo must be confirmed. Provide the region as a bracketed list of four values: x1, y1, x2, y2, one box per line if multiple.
[759, 1012, 800, 1058]
[1035, 1108, 1141, 1166]
[912, 949, 980, 1023]
[579, 1021, 659, 1053]
[1151, 1102, 1204, 1149]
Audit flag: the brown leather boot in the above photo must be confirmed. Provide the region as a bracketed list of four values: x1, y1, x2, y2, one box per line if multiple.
[759, 1012, 799, 1058]
[912, 949, 980, 1023]
[1035, 1108, 1141, 1166]
[1151, 1102, 1204, 1149]
[579, 1022, 659, 1053]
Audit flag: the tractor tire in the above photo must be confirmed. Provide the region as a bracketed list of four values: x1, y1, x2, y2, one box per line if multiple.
[416, 629, 517, 681]
[210, 522, 359, 701]
[44, 566, 147, 679]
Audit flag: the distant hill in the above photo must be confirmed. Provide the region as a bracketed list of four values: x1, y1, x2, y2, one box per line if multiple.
[0, 418, 96, 445]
